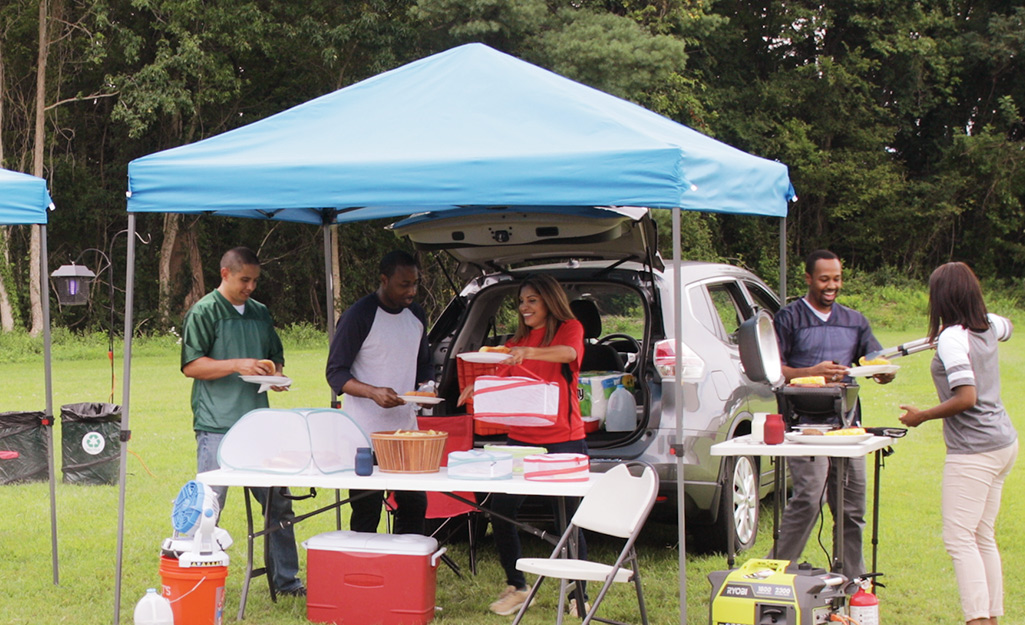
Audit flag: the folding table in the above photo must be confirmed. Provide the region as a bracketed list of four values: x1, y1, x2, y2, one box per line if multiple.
[198, 467, 595, 620]
[710, 434, 897, 576]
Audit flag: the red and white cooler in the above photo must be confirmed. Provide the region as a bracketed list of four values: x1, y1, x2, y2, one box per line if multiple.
[303, 531, 446, 625]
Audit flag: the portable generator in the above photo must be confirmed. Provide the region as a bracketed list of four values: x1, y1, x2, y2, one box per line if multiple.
[708, 558, 848, 625]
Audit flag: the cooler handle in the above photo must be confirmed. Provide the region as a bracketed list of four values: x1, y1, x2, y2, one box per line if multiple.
[431, 547, 448, 567]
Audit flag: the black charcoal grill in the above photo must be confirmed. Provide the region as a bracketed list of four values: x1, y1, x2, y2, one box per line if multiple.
[777, 383, 860, 429]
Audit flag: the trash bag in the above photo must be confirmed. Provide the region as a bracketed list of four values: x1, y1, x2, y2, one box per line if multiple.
[60, 402, 121, 485]
[0, 411, 48, 484]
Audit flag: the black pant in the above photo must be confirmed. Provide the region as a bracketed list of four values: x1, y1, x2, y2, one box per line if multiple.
[491, 439, 588, 589]
[349, 489, 428, 534]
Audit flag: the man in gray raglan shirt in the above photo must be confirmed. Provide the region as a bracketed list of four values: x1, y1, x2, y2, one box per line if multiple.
[325, 250, 432, 534]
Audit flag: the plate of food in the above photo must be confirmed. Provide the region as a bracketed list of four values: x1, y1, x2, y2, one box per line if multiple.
[240, 375, 292, 386]
[457, 347, 513, 364]
[845, 364, 899, 377]
[785, 428, 874, 445]
[400, 393, 444, 405]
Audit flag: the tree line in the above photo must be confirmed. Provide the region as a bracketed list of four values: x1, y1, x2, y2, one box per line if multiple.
[1, 0, 1022, 335]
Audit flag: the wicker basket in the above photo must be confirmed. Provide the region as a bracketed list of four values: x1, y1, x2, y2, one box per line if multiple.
[370, 430, 448, 473]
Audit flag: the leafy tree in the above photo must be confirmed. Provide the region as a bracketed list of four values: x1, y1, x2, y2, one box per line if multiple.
[3, 0, 1023, 334]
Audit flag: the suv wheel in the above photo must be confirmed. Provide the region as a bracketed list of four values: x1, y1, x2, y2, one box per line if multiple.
[708, 455, 760, 552]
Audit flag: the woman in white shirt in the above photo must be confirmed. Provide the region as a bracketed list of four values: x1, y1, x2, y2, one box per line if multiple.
[899, 262, 1017, 625]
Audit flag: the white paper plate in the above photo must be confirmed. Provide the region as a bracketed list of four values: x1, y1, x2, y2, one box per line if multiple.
[240, 375, 292, 386]
[457, 351, 512, 364]
[846, 364, 899, 377]
[399, 395, 444, 405]
[785, 432, 874, 445]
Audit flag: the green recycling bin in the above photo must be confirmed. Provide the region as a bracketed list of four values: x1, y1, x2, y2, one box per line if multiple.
[60, 402, 121, 485]
[0, 411, 48, 484]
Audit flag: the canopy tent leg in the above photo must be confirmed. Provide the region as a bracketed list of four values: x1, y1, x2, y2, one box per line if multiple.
[112, 213, 137, 625]
[41, 224, 59, 586]
[672, 207, 687, 624]
[779, 217, 787, 301]
[323, 225, 337, 408]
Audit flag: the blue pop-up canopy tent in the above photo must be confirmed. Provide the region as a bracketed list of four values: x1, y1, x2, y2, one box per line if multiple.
[0, 167, 55, 223]
[120, 43, 795, 623]
[127, 43, 792, 220]
[0, 167, 58, 585]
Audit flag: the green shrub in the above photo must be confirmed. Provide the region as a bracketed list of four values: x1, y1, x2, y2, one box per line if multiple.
[278, 322, 329, 349]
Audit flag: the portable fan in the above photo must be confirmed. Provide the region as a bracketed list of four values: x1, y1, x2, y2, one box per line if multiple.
[161, 480, 232, 567]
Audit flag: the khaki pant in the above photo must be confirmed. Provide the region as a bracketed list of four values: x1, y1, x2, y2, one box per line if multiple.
[942, 439, 1018, 621]
[772, 455, 866, 579]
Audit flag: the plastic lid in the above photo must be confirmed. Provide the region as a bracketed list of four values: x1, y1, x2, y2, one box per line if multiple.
[303, 530, 438, 556]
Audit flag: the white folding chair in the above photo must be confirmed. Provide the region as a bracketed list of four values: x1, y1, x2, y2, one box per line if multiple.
[512, 462, 659, 625]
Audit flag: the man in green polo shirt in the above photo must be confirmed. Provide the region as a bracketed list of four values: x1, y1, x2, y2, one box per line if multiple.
[181, 246, 304, 597]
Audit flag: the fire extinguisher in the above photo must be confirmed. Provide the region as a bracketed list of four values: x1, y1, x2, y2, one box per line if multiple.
[849, 577, 880, 625]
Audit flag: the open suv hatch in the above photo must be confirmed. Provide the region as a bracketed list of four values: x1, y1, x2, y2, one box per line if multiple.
[390, 206, 780, 551]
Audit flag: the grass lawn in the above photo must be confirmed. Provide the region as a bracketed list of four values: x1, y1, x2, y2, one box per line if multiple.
[0, 326, 1023, 624]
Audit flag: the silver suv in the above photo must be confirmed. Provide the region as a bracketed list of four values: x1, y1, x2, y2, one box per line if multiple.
[391, 207, 779, 551]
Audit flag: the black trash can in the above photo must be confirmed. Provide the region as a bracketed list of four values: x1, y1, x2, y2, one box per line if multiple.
[60, 402, 122, 485]
[0, 411, 49, 484]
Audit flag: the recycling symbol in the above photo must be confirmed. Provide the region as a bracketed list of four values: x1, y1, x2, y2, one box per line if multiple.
[82, 431, 105, 455]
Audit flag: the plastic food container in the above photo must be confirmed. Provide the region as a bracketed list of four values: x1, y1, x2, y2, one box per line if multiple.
[483, 444, 547, 474]
[523, 453, 590, 482]
[447, 450, 513, 480]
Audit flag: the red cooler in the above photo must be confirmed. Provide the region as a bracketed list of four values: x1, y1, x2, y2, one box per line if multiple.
[303, 530, 444, 625]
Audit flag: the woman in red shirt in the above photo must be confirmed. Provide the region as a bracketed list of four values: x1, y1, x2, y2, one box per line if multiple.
[463, 274, 589, 616]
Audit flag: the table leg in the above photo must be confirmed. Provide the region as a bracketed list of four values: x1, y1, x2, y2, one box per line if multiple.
[832, 457, 847, 574]
[771, 455, 785, 559]
[263, 489, 277, 603]
[725, 455, 737, 569]
[443, 491, 564, 546]
[556, 497, 586, 617]
[234, 488, 373, 620]
[237, 487, 257, 620]
[871, 449, 882, 585]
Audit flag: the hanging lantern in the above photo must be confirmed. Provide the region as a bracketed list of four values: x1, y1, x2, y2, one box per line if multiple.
[51, 264, 96, 306]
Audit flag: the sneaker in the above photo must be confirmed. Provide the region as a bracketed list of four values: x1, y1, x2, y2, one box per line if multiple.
[277, 584, 306, 598]
[566, 600, 592, 618]
[489, 585, 533, 616]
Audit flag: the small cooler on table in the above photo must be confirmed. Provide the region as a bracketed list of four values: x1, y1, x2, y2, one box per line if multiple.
[303, 530, 446, 625]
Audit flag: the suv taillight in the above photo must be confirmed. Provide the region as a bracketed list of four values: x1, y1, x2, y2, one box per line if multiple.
[653, 339, 706, 381]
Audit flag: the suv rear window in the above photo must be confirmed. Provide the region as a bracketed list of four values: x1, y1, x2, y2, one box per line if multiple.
[696, 280, 749, 345]
[473, 280, 644, 352]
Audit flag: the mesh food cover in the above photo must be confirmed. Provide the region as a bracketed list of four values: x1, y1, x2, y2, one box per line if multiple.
[217, 408, 371, 474]
[218, 409, 312, 474]
[306, 409, 370, 474]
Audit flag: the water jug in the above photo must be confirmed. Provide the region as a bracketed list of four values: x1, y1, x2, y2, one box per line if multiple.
[134, 588, 174, 625]
[751, 413, 768, 443]
[604, 385, 637, 432]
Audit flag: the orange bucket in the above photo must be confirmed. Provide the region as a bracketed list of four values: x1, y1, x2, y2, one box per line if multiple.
[159, 555, 228, 625]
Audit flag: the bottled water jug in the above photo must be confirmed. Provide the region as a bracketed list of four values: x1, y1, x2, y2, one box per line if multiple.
[604, 384, 637, 432]
[134, 588, 174, 625]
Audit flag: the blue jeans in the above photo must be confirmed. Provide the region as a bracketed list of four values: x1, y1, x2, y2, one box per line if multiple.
[196, 431, 302, 592]
[491, 438, 589, 590]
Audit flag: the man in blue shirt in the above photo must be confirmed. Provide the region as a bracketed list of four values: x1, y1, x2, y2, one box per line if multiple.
[772, 249, 895, 580]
